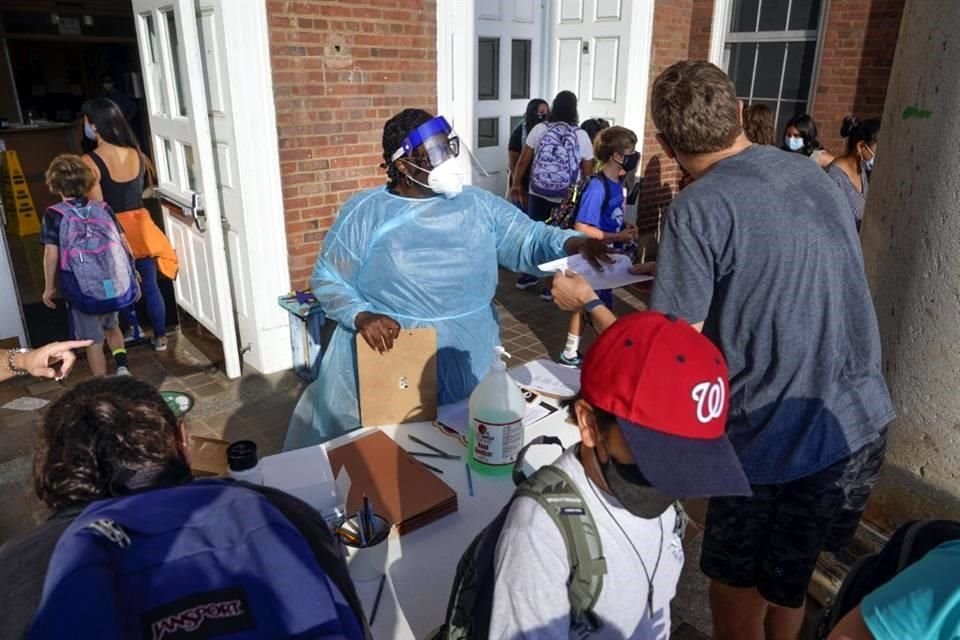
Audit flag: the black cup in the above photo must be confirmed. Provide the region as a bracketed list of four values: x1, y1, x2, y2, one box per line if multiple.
[226, 440, 259, 472]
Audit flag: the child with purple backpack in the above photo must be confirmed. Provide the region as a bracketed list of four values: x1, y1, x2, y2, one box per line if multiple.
[42, 154, 140, 377]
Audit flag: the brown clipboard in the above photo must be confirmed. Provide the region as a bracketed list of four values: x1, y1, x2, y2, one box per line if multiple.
[356, 327, 438, 426]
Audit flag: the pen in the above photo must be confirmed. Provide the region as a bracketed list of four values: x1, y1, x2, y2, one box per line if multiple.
[465, 463, 474, 497]
[409, 451, 461, 460]
[356, 510, 367, 546]
[362, 495, 372, 540]
[420, 461, 444, 474]
[408, 435, 458, 458]
[369, 575, 387, 626]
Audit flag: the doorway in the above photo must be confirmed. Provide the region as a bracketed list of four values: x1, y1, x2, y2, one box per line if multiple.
[0, 1, 178, 348]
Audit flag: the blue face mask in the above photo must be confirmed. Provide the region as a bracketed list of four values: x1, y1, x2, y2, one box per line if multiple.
[83, 122, 97, 141]
[785, 136, 804, 152]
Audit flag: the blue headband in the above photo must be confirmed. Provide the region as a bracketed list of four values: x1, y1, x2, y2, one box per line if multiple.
[391, 116, 453, 161]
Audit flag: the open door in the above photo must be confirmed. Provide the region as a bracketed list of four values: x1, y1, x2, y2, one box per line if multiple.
[132, 0, 241, 378]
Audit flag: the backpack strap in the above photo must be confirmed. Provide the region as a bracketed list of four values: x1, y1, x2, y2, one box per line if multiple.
[516, 465, 606, 631]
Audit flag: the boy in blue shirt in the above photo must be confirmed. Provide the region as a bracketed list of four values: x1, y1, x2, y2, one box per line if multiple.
[559, 126, 639, 367]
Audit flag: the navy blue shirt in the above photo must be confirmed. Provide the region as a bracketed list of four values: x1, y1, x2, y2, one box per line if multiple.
[650, 144, 894, 484]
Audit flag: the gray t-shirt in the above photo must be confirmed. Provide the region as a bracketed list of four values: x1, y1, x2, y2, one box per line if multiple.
[650, 144, 894, 484]
[825, 161, 868, 229]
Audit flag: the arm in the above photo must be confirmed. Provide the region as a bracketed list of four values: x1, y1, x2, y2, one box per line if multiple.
[1, 341, 93, 382]
[550, 271, 617, 333]
[511, 146, 534, 191]
[81, 155, 105, 202]
[485, 190, 580, 273]
[42, 244, 59, 309]
[508, 150, 520, 173]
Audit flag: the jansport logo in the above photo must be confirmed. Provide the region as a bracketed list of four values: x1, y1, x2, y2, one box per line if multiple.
[691, 378, 725, 424]
[143, 588, 255, 640]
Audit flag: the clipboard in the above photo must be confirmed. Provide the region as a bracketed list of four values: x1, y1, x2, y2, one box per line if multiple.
[356, 327, 438, 426]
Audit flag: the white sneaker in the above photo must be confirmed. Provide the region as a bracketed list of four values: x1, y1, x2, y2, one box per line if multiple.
[152, 336, 168, 352]
[116, 366, 132, 377]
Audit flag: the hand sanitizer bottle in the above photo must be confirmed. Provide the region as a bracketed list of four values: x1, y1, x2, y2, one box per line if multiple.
[468, 346, 526, 476]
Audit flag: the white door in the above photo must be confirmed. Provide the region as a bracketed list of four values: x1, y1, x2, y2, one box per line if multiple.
[474, 0, 545, 197]
[550, 0, 634, 126]
[132, 0, 241, 378]
[0, 219, 26, 345]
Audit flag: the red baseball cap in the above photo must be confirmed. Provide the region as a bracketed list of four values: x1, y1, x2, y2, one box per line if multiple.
[581, 312, 750, 499]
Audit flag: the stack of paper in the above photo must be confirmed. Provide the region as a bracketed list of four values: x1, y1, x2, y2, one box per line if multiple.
[538, 253, 653, 290]
[436, 388, 560, 441]
[508, 359, 581, 398]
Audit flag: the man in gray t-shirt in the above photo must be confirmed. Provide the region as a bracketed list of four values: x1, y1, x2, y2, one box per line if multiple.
[648, 62, 893, 640]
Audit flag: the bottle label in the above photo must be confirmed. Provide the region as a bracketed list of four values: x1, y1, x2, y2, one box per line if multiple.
[471, 416, 524, 466]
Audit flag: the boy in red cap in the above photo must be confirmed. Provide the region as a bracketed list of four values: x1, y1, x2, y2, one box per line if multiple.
[490, 311, 749, 639]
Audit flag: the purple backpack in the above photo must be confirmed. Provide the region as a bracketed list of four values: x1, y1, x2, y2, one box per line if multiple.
[51, 200, 137, 314]
[530, 123, 581, 199]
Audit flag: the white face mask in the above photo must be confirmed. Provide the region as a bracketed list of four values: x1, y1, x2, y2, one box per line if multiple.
[405, 158, 464, 199]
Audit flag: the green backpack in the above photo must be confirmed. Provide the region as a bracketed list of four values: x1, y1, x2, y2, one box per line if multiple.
[434, 436, 607, 639]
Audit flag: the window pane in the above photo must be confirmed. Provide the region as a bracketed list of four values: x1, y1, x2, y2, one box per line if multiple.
[478, 38, 500, 101]
[511, 39, 531, 100]
[758, 0, 789, 31]
[729, 0, 760, 32]
[788, 0, 822, 30]
[142, 13, 168, 116]
[780, 41, 817, 101]
[509, 115, 524, 135]
[182, 143, 197, 191]
[752, 42, 786, 99]
[155, 137, 172, 183]
[727, 43, 757, 98]
[163, 10, 188, 116]
[477, 117, 499, 148]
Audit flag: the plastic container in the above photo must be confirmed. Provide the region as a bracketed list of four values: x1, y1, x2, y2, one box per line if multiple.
[226, 440, 263, 484]
[467, 346, 526, 476]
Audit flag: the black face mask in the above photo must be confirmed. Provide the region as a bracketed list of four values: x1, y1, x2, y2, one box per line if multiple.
[599, 455, 675, 519]
[537, 112, 548, 122]
[618, 152, 640, 173]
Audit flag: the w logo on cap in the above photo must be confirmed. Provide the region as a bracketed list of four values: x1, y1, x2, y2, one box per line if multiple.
[691, 378, 725, 424]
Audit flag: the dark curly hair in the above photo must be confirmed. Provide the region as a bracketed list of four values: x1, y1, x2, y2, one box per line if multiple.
[381, 108, 434, 189]
[34, 377, 190, 511]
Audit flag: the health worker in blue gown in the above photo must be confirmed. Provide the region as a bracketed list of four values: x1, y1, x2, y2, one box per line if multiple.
[284, 108, 608, 450]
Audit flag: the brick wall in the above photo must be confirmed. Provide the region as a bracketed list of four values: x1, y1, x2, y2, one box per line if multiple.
[267, 0, 437, 287]
[636, 0, 714, 244]
[811, 0, 905, 156]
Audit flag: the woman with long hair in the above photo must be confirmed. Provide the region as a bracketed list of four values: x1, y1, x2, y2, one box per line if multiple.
[782, 113, 834, 168]
[507, 98, 549, 191]
[743, 104, 775, 145]
[81, 98, 176, 352]
[826, 115, 881, 232]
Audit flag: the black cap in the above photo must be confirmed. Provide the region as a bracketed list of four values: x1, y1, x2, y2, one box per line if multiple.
[226, 440, 259, 472]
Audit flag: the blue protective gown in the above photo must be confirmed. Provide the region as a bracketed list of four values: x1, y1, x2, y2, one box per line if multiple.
[283, 186, 579, 450]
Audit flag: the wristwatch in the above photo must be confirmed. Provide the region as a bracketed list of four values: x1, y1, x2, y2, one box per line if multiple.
[583, 298, 604, 314]
[6, 348, 30, 376]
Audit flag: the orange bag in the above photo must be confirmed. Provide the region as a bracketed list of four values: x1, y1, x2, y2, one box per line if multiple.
[116, 208, 179, 280]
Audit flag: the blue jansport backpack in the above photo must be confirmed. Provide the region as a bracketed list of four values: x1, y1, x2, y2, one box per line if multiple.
[530, 122, 581, 199]
[51, 200, 138, 314]
[29, 479, 366, 640]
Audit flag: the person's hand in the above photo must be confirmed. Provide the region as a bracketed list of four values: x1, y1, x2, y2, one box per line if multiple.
[42, 287, 57, 309]
[630, 261, 657, 276]
[618, 224, 639, 242]
[355, 312, 401, 353]
[565, 236, 614, 270]
[17, 340, 93, 380]
[551, 271, 599, 312]
[508, 186, 527, 210]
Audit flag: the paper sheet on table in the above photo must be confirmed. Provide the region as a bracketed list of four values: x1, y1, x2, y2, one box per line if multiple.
[538, 253, 653, 290]
[436, 389, 559, 440]
[508, 358, 581, 398]
[2, 397, 49, 411]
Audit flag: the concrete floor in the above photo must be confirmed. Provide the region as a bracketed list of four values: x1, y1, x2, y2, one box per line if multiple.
[0, 272, 723, 638]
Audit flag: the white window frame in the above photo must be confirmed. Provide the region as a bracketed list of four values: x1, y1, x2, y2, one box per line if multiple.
[709, 0, 830, 119]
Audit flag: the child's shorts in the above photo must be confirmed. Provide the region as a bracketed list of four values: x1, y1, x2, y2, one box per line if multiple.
[69, 305, 119, 342]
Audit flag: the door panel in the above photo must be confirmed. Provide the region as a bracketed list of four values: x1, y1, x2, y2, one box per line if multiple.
[133, 0, 241, 378]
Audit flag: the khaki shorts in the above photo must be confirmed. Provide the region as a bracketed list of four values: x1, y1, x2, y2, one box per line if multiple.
[68, 305, 119, 342]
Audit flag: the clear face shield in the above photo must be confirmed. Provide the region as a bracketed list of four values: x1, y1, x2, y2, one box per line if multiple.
[391, 116, 489, 198]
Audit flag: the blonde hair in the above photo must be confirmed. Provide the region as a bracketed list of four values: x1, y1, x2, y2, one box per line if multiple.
[45, 154, 95, 198]
[593, 126, 638, 164]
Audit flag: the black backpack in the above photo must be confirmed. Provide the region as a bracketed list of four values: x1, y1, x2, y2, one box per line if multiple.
[433, 437, 607, 639]
[811, 519, 960, 639]
[546, 174, 611, 230]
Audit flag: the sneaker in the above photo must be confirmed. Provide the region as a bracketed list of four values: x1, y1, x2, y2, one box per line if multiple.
[515, 274, 539, 290]
[540, 288, 553, 302]
[558, 352, 582, 368]
[116, 366, 132, 377]
[152, 336, 168, 352]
